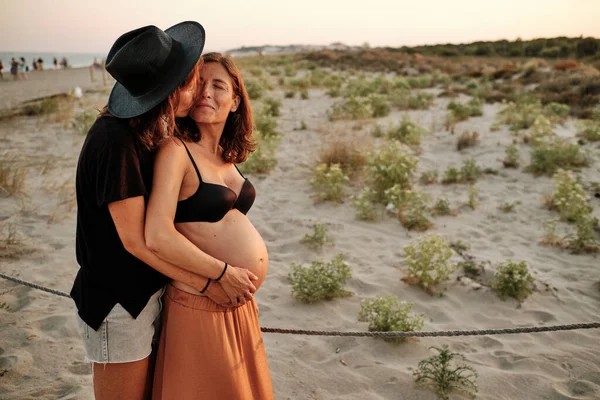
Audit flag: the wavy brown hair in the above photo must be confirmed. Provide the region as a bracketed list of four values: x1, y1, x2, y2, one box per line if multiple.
[98, 59, 203, 150]
[176, 52, 255, 163]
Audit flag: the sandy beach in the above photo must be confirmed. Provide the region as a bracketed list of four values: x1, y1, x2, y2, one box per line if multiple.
[0, 62, 599, 400]
[0, 67, 114, 110]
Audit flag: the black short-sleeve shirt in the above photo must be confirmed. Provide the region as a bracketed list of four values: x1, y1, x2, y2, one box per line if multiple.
[70, 116, 168, 330]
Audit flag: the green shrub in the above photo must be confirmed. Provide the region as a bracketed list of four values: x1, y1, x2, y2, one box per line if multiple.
[403, 233, 456, 290]
[343, 76, 391, 97]
[303, 224, 333, 251]
[419, 170, 438, 185]
[542, 102, 570, 124]
[432, 198, 455, 216]
[284, 90, 296, 99]
[309, 163, 349, 203]
[450, 240, 471, 253]
[254, 111, 278, 139]
[406, 75, 434, 89]
[326, 85, 342, 98]
[503, 144, 521, 168]
[460, 261, 481, 278]
[371, 123, 385, 138]
[494, 100, 542, 131]
[328, 96, 373, 120]
[289, 254, 352, 303]
[460, 158, 482, 183]
[368, 94, 391, 118]
[441, 167, 460, 184]
[244, 78, 264, 99]
[387, 115, 427, 146]
[358, 296, 425, 344]
[540, 219, 565, 248]
[550, 169, 592, 222]
[565, 214, 600, 253]
[491, 260, 535, 302]
[367, 141, 419, 199]
[446, 97, 484, 130]
[414, 345, 478, 400]
[576, 120, 600, 142]
[262, 97, 282, 117]
[284, 64, 297, 77]
[238, 134, 278, 174]
[72, 109, 97, 135]
[389, 89, 434, 110]
[290, 77, 309, 89]
[393, 78, 411, 90]
[499, 201, 520, 213]
[22, 98, 58, 116]
[352, 188, 380, 221]
[447, 98, 484, 121]
[527, 138, 589, 176]
[594, 104, 600, 121]
[300, 89, 309, 100]
[467, 185, 479, 209]
[248, 67, 263, 77]
[528, 115, 556, 142]
[385, 187, 433, 231]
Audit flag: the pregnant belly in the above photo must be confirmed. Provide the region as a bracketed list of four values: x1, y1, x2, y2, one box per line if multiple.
[174, 211, 268, 293]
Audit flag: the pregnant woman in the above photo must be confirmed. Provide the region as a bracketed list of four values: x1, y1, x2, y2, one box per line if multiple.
[146, 52, 273, 400]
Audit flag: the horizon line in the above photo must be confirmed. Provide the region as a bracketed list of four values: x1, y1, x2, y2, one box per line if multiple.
[2, 34, 598, 55]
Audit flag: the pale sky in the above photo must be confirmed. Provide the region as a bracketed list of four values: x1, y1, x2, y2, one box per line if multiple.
[1, 0, 598, 54]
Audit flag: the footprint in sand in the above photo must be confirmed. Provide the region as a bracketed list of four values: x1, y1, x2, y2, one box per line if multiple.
[0, 355, 17, 370]
[480, 336, 504, 349]
[67, 361, 91, 376]
[36, 315, 69, 333]
[525, 310, 556, 323]
[567, 380, 598, 397]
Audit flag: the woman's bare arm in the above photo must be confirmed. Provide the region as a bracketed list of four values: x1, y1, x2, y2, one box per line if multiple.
[108, 196, 232, 305]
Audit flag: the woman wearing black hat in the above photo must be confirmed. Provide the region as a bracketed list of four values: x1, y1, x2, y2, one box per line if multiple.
[70, 23, 258, 400]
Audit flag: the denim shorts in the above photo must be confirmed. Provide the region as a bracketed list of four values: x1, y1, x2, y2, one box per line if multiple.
[76, 287, 165, 363]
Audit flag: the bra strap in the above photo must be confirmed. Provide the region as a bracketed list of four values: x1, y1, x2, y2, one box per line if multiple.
[234, 163, 246, 179]
[179, 140, 202, 182]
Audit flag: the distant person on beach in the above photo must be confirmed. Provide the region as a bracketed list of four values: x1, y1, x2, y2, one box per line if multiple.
[61, 56, 69, 69]
[69, 22, 251, 400]
[10, 58, 18, 80]
[19, 57, 28, 79]
[32, 58, 38, 71]
[37, 57, 43, 70]
[53, 57, 58, 70]
[147, 52, 273, 400]
[0, 60, 3, 80]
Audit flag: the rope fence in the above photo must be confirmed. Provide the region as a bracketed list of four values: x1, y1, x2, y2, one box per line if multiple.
[2, 272, 599, 338]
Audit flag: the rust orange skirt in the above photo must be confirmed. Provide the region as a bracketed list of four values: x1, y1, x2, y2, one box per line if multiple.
[152, 284, 274, 400]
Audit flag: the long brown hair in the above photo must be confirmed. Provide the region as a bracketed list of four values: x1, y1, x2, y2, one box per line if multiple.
[98, 59, 203, 150]
[176, 52, 255, 163]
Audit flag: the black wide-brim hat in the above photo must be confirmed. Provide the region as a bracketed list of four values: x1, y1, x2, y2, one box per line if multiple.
[106, 21, 205, 118]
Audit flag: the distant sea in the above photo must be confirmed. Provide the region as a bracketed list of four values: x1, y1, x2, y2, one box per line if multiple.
[0, 52, 107, 72]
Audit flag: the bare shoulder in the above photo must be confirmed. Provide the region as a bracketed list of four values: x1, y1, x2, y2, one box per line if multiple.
[157, 137, 187, 154]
